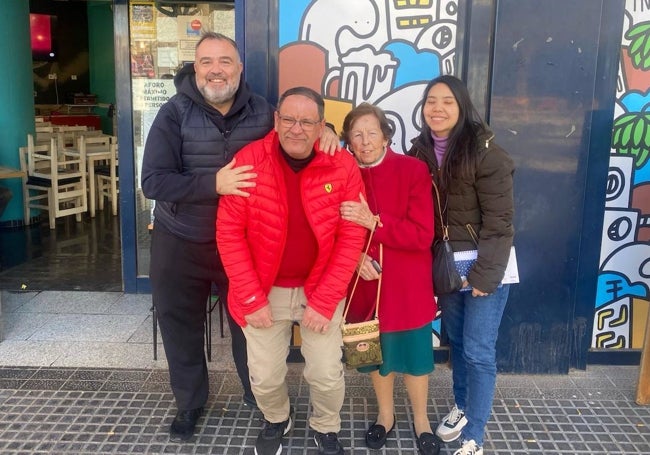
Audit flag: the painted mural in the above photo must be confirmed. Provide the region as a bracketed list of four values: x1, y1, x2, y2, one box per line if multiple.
[278, 0, 456, 154]
[278, 0, 458, 346]
[592, 0, 650, 349]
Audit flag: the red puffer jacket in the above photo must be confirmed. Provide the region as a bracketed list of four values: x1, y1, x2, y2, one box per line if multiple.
[216, 130, 367, 327]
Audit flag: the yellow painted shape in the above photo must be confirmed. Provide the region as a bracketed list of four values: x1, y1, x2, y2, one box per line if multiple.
[596, 332, 614, 347]
[632, 298, 650, 349]
[597, 308, 614, 330]
[324, 99, 354, 138]
[609, 304, 628, 327]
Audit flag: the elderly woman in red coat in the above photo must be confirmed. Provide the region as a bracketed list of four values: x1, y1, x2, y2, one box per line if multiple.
[340, 103, 440, 455]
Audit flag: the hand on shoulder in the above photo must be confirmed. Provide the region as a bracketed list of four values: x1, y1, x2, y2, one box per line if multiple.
[216, 157, 257, 197]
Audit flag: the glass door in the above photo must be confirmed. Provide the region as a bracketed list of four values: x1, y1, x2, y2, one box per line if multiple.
[125, 1, 235, 282]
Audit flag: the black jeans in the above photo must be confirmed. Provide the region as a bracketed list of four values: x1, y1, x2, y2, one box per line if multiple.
[150, 227, 251, 410]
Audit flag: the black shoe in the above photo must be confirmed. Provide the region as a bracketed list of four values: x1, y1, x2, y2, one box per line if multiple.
[313, 431, 344, 455]
[254, 408, 293, 455]
[365, 416, 396, 449]
[414, 426, 442, 455]
[169, 407, 203, 442]
[243, 392, 258, 408]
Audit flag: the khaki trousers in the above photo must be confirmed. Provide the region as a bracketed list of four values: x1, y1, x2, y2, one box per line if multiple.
[243, 286, 345, 433]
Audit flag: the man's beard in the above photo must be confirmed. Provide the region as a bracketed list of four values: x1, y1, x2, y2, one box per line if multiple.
[200, 81, 239, 107]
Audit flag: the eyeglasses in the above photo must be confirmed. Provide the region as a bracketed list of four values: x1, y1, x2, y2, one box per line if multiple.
[277, 114, 321, 131]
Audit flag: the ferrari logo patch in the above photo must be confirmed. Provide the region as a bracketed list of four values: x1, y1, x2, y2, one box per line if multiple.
[324, 183, 333, 193]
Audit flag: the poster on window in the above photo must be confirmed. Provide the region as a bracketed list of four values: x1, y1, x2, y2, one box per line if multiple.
[130, 2, 156, 40]
[177, 16, 208, 61]
[131, 41, 156, 78]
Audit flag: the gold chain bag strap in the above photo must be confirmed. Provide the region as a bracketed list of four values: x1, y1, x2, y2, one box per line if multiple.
[341, 221, 384, 369]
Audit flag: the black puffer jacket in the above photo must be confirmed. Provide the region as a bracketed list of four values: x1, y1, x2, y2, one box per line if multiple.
[408, 131, 515, 293]
[141, 64, 274, 243]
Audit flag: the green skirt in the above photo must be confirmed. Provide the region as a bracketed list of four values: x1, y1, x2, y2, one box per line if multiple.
[358, 323, 434, 376]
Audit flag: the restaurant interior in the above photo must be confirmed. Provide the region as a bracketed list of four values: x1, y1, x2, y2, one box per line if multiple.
[0, 0, 121, 292]
[1, 1, 235, 293]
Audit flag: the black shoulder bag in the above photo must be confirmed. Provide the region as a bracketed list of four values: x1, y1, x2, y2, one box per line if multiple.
[432, 178, 463, 296]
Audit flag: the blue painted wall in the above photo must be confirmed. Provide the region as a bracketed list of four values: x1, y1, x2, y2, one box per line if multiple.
[484, 0, 624, 372]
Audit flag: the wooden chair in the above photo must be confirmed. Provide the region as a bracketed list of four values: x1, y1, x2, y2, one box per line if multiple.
[56, 125, 88, 148]
[76, 134, 113, 217]
[33, 128, 59, 146]
[75, 134, 112, 154]
[32, 131, 64, 151]
[79, 129, 105, 138]
[35, 125, 54, 134]
[34, 119, 52, 127]
[95, 137, 119, 216]
[19, 137, 88, 229]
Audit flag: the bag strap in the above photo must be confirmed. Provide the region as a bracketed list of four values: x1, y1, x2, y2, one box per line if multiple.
[343, 223, 383, 324]
[465, 223, 479, 246]
[433, 180, 480, 248]
[431, 177, 449, 241]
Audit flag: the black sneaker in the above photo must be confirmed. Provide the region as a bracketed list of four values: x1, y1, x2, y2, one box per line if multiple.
[313, 431, 344, 455]
[254, 409, 293, 455]
[169, 407, 203, 442]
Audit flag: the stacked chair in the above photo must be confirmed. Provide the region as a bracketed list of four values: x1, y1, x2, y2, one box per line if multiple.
[20, 135, 88, 229]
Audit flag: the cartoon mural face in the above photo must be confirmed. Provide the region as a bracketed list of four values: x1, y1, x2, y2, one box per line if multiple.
[279, 0, 456, 148]
[279, 0, 459, 347]
[299, 0, 381, 69]
[593, 0, 650, 349]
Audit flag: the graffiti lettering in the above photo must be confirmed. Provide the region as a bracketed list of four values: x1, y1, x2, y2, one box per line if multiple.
[605, 167, 625, 200]
[595, 332, 626, 348]
[605, 279, 625, 301]
[631, 0, 650, 12]
[641, 256, 650, 278]
[607, 216, 633, 242]
[432, 25, 454, 48]
[594, 5, 650, 351]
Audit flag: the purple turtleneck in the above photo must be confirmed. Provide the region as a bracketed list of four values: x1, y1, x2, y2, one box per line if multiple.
[432, 133, 448, 167]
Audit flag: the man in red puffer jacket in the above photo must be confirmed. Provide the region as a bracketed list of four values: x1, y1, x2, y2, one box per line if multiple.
[217, 87, 366, 455]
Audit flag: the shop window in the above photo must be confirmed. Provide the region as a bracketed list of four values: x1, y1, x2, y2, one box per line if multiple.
[129, 1, 235, 276]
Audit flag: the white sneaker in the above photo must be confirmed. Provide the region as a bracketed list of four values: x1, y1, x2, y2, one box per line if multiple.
[435, 405, 468, 442]
[453, 439, 483, 455]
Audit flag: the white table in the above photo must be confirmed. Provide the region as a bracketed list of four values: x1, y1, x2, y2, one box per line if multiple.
[0, 166, 26, 180]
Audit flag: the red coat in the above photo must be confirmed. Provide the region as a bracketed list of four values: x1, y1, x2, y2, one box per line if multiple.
[346, 148, 436, 332]
[216, 131, 367, 327]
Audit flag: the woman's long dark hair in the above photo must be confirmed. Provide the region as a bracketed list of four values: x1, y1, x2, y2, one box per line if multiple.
[419, 75, 487, 190]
